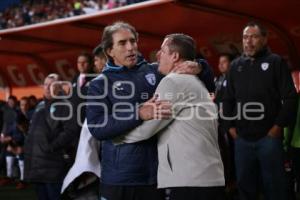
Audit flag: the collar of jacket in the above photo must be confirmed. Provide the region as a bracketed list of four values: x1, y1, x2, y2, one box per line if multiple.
[103, 56, 147, 72]
[44, 98, 57, 107]
[243, 46, 271, 60]
[44, 91, 66, 106]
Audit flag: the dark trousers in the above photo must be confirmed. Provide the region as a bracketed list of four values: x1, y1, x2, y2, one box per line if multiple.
[234, 136, 288, 200]
[218, 127, 235, 185]
[291, 147, 300, 192]
[35, 182, 63, 200]
[0, 144, 7, 175]
[168, 186, 225, 200]
[100, 183, 165, 200]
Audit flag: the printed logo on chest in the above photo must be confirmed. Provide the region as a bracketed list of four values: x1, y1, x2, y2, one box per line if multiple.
[145, 73, 156, 86]
[261, 62, 269, 71]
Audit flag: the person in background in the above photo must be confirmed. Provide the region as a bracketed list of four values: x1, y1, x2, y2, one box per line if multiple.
[19, 96, 33, 121]
[93, 44, 107, 74]
[0, 96, 18, 186]
[28, 95, 38, 114]
[1, 113, 29, 189]
[214, 53, 237, 197]
[67, 52, 95, 160]
[214, 53, 234, 106]
[71, 52, 94, 123]
[24, 73, 79, 200]
[61, 44, 107, 200]
[222, 21, 298, 200]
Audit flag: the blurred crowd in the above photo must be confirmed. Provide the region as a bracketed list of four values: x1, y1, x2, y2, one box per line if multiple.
[0, 95, 38, 189]
[0, 0, 148, 30]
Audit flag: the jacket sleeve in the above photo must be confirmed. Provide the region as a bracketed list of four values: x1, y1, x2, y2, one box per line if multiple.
[274, 57, 298, 127]
[222, 63, 237, 131]
[113, 76, 183, 144]
[1, 106, 17, 134]
[86, 76, 143, 140]
[197, 59, 216, 93]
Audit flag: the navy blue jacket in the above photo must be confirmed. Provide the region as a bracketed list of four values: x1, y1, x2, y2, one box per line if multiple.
[87, 59, 162, 185]
[198, 59, 215, 93]
[87, 58, 215, 185]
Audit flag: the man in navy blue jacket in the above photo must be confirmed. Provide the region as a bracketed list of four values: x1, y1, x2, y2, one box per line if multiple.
[86, 21, 215, 200]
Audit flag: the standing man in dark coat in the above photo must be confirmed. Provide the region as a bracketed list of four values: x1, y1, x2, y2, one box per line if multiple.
[223, 21, 298, 200]
[24, 73, 79, 200]
[71, 52, 95, 127]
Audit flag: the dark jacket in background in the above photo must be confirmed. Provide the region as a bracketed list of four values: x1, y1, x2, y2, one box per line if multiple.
[24, 98, 79, 183]
[1, 104, 17, 135]
[223, 48, 298, 140]
[198, 59, 216, 93]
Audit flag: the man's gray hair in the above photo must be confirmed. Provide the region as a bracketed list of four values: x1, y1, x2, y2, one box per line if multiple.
[165, 33, 197, 61]
[101, 21, 138, 58]
[46, 73, 60, 81]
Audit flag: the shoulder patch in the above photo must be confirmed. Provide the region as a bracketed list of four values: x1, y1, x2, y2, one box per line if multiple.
[50, 105, 56, 113]
[261, 62, 269, 71]
[145, 73, 156, 86]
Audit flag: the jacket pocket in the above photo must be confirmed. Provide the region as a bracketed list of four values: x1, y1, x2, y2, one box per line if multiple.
[167, 144, 173, 172]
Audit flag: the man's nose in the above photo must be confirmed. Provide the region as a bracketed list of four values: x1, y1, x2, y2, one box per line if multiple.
[245, 36, 253, 44]
[126, 42, 134, 50]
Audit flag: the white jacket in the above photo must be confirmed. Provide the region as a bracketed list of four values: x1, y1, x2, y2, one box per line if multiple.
[115, 73, 225, 188]
[61, 120, 101, 193]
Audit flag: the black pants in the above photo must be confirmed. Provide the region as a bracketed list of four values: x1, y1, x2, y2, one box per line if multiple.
[168, 186, 225, 200]
[218, 126, 236, 185]
[291, 147, 300, 191]
[0, 144, 7, 175]
[35, 182, 63, 200]
[100, 183, 165, 200]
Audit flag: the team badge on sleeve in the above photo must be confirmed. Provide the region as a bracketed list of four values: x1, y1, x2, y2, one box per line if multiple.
[50, 105, 56, 113]
[261, 63, 269, 71]
[145, 73, 156, 86]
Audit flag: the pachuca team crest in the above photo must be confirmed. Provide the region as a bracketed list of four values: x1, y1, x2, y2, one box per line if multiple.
[145, 73, 156, 86]
[261, 62, 269, 71]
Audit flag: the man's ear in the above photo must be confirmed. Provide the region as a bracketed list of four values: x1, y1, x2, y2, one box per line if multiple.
[106, 48, 113, 58]
[172, 52, 180, 62]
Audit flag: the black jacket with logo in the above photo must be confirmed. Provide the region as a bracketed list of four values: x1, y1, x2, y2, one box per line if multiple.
[223, 47, 298, 140]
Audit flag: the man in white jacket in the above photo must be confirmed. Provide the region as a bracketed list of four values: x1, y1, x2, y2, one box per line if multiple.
[115, 33, 225, 200]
